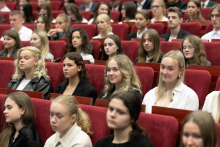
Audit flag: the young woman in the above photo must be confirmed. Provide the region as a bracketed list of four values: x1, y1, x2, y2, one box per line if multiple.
[121, 2, 137, 22]
[88, 2, 113, 24]
[94, 91, 154, 147]
[142, 50, 199, 113]
[37, 0, 49, 9]
[44, 95, 92, 147]
[0, 30, 23, 58]
[38, 2, 55, 23]
[151, 0, 168, 23]
[35, 16, 51, 33]
[0, 92, 43, 147]
[98, 55, 142, 100]
[69, 28, 94, 63]
[20, 3, 33, 23]
[185, 0, 205, 22]
[135, 29, 164, 65]
[55, 52, 97, 105]
[126, 10, 150, 40]
[30, 30, 54, 61]
[66, 3, 88, 23]
[6, 46, 52, 100]
[64, 0, 75, 13]
[181, 111, 218, 147]
[180, 35, 212, 67]
[92, 14, 114, 39]
[101, 34, 124, 60]
[48, 14, 72, 40]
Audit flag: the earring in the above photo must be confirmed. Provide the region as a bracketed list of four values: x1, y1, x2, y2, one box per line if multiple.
[178, 74, 181, 78]
[19, 114, 21, 119]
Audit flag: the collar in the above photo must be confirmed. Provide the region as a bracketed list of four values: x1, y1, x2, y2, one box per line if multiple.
[139, 0, 146, 5]
[112, 5, 119, 10]
[146, 54, 154, 62]
[137, 28, 148, 38]
[212, 29, 220, 35]
[203, 0, 209, 6]
[172, 82, 184, 96]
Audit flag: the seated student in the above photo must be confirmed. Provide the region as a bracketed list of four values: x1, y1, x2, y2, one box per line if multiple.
[133, 0, 151, 10]
[0, 0, 11, 12]
[201, 4, 220, 42]
[142, 50, 199, 113]
[151, 0, 168, 23]
[20, 3, 33, 23]
[79, 0, 97, 12]
[121, 2, 137, 22]
[101, 34, 124, 60]
[94, 91, 154, 147]
[45, 95, 92, 147]
[7, 46, 52, 100]
[35, 16, 51, 33]
[0, 30, 23, 57]
[88, 2, 114, 24]
[166, 0, 187, 10]
[66, 3, 88, 23]
[92, 14, 114, 39]
[64, 0, 74, 13]
[201, 0, 217, 8]
[181, 111, 218, 147]
[160, 7, 191, 41]
[69, 28, 95, 63]
[30, 30, 54, 61]
[37, 0, 49, 9]
[185, 0, 205, 22]
[98, 55, 142, 100]
[19, 0, 30, 5]
[109, 0, 122, 12]
[180, 35, 212, 67]
[38, 2, 55, 23]
[126, 10, 150, 40]
[48, 14, 72, 40]
[0, 92, 43, 147]
[135, 29, 164, 64]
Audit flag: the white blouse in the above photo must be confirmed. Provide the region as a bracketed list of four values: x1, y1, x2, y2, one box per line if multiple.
[92, 32, 114, 39]
[151, 17, 168, 23]
[142, 82, 199, 113]
[80, 52, 94, 63]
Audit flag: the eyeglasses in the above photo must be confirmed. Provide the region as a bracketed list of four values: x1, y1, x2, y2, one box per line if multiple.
[38, 14, 47, 17]
[182, 45, 194, 50]
[152, 5, 160, 9]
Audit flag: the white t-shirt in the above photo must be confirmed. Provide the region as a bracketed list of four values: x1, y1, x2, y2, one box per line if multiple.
[151, 17, 168, 23]
[80, 52, 94, 63]
[16, 79, 31, 90]
[137, 28, 148, 38]
[92, 32, 114, 39]
[201, 29, 220, 42]
[0, 5, 11, 12]
[88, 18, 114, 24]
[137, 0, 146, 11]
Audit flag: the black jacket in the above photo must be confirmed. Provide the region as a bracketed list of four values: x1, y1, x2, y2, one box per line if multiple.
[165, 1, 187, 10]
[133, 0, 152, 10]
[126, 31, 137, 40]
[0, 49, 18, 58]
[7, 75, 51, 100]
[135, 53, 164, 65]
[55, 80, 97, 105]
[160, 29, 192, 41]
[8, 123, 43, 147]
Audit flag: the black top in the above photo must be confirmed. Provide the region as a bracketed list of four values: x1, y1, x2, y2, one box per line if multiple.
[160, 29, 192, 41]
[55, 80, 97, 105]
[126, 31, 137, 41]
[165, 1, 187, 10]
[94, 134, 154, 147]
[185, 59, 213, 68]
[135, 53, 164, 65]
[8, 123, 43, 147]
[0, 49, 18, 58]
[133, 0, 152, 10]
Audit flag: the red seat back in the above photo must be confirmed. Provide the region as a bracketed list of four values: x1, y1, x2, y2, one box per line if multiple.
[51, 11, 65, 19]
[0, 41, 4, 51]
[90, 40, 101, 60]
[75, 0, 84, 6]
[0, 60, 14, 88]
[30, 2, 38, 11]
[160, 41, 181, 54]
[23, 23, 35, 31]
[50, 1, 62, 10]
[21, 41, 31, 47]
[48, 41, 66, 60]
[111, 23, 128, 40]
[203, 42, 220, 66]
[110, 11, 120, 22]
[5, 2, 16, 11]
[72, 24, 96, 40]
[33, 11, 39, 20]
[148, 23, 164, 36]
[215, 77, 220, 91]
[121, 41, 139, 63]
[81, 11, 93, 21]
[201, 7, 212, 20]
[0, 24, 11, 37]
[205, 23, 213, 34]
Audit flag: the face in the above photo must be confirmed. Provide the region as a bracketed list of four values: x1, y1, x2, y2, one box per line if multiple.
[20, 6, 24, 15]
[187, 2, 199, 18]
[182, 39, 195, 60]
[160, 57, 183, 84]
[98, 4, 108, 15]
[151, 2, 164, 16]
[211, 8, 220, 31]
[36, 17, 46, 31]
[97, 16, 109, 32]
[142, 33, 154, 54]
[38, 0, 45, 7]
[135, 13, 148, 30]
[167, 12, 182, 29]
[30, 33, 42, 49]
[71, 31, 82, 49]
[182, 121, 204, 147]
[19, 50, 38, 72]
[64, 0, 69, 8]
[9, 15, 23, 30]
[40, 7, 47, 15]
[63, 57, 81, 79]
[121, 5, 126, 18]
[19, 0, 27, 5]
[50, 102, 76, 135]
[107, 59, 123, 85]
[56, 17, 67, 31]
[107, 98, 132, 130]
[109, 0, 120, 8]
[67, 10, 77, 22]
[3, 35, 16, 50]
[104, 38, 118, 57]
[3, 98, 24, 124]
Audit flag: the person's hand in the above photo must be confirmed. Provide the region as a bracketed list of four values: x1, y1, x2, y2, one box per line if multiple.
[48, 29, 64, 37]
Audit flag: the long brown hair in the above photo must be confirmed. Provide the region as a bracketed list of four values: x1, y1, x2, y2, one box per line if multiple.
[93, 2, 111, 22]
[3, 30, 23, 51]
[187, 0, 205, 21]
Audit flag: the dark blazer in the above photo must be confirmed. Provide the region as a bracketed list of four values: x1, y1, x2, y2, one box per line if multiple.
[133, 0, 152, 10]
[55, 80, 97, 105]
[79, 2, 97, 12]
[8, 123, 43, 147]
[126, 31, 137, 40]
[160, 29, 192, 41]
[0, 49, 18, 58]
[207, 0, 217, 7]
[51, 28, 72, 40]
[135, 53, 164, 65]
[165, 1, 187, 10]
[7, 75, 52, 100]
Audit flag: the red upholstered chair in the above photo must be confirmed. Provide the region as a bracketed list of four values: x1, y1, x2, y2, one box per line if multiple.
[48, 41, 66, 60]
[90, 40, 101, 60]
[138, 113, 178, 147]
[85, 64, 105, 96]
[1, 12, 10, 23]
[0, 41, 3, 51]
[50, 1, 62, 10]
[0, 94, 6, 132]
[111, 23, 129, 40]
[121, 41, 139, 63]
[131, 24, 138, 33]
[75, 0, 84, 6]
[202, 42, 220, 66]
[160, 41, 181, 54]
[148, 23, 164, 36]
[205, 23, 213, 34]
[215, 77, 220, 91]
[5, 2, 16, 11]
[201, 7, 212, 20]
[81, 11, 93, 21]
[120, 0, 133, 4]
[32, 11, 39, 20]
[79, 104, 110, 145]
[52, 11, 65, 19]
[185, 69, 211, 109]
[72, 24, 96, 40]
[110, 11, 120, 22]
[0, 60, 15, 88]
[0, 24, 10, 37]
[46, 62, 63, 92]
[30, 2, 38, 11]
[21, 41, 31, 47]
[93, 0, 109, 5]
[135, 66, 154, 97]
[23, 23, 35, 31]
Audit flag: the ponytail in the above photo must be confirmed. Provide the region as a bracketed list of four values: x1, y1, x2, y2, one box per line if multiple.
[129, 122, 149, 141]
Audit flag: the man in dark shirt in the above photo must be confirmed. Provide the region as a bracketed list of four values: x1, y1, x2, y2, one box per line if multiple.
[166, 0, 187, 10]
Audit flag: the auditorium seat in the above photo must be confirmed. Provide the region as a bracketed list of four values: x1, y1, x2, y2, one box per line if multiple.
[30, 2, 38, 11]
[93, 0, 109, 5]
[203, 42, 220, 66]
[72, 24, 96, 40]
[5, 2, 16, 11]
[0, 41, 3, 50]
[111, 23, 128, 40]
[185, 69, 211, 109]
[50, 1, 62, 11]
[205, 23, 213, 34]
[121, 41, 139, 63]
[0, 94, 5, 132]
[81, 11, 93, 21]
[51, 11, 65, 19]
[23, 23, 35, 31]
[90, 40, 101, 60]
[215, 77, 220, 91]
[160, 41, 181, 54]
[131, 23, 164, 36]
[32, 11, 39, 20]
[74, 0, 84, 6]
[201, 7, 212, 20]
[0, 13, 10, 24]
[0, 60, 14, 88]
[110, 11, 120, 22]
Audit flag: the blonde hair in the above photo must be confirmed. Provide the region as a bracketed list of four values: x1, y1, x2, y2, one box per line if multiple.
[56, 14, 71, 33]
[12, 46, 48, 80]
[156, 50, 185, 102]
[151, 0, 166, 15]
[102, 55, 142, 99]
[97, 14, 112, 32]
[52, 95, 92, 135]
